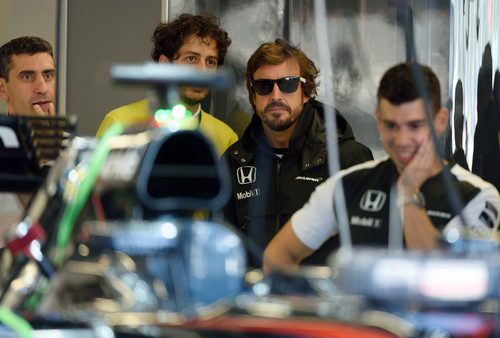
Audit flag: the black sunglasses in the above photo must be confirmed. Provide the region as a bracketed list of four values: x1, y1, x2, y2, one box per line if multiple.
[251, 76, 306, 95]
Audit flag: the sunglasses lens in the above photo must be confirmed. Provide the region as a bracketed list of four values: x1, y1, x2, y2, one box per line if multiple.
[277, 77, 300, 93]
[252, 77, 302, 95]
[252, 80, 274, 95]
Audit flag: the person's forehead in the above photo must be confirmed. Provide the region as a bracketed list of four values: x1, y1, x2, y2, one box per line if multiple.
[179, 35, 218, 53]
[253, 58, 300, 79]
[9, 52, 55, 72]
[379, 98, 427, 120]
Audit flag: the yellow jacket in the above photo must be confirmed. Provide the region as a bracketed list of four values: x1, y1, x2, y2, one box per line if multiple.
[96, 99, 238, 156]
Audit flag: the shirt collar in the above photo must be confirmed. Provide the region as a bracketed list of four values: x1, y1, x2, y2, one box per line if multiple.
[191, 105, 201, 119]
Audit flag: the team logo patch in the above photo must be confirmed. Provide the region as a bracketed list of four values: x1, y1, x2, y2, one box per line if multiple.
[236, 166, 257, 185]
[359, 189, 386, 212]
[479, 201, 499, 228]
[350, 216, 382, 228]
[236, 188, 261, 200]
[295, 176, 323, 183]
[486, 201, 499, 219]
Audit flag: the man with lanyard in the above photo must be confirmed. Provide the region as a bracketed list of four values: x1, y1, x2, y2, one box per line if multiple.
[263, 62, 500, 272]
[223, 39, 373, 266]
[96, 13, 237, 156]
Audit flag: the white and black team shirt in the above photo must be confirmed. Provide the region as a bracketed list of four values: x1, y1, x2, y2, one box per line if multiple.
[292, 157, 500, 249]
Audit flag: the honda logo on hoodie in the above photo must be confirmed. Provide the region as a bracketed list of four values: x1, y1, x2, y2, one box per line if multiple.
[236, 166, 257, 184]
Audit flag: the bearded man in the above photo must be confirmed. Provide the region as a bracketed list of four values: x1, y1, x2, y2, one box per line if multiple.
[222, 39, 373, 266]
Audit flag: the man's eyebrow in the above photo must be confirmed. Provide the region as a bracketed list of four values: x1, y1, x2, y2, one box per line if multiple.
[181, 50, 201, 56]
[381, 118, 426, 123]
[173, 51, 200, 61]
[181, 51, 218, 59]
[407, 119, 427, 124]
[17, 70, 35, 77]
[16, 69, 55, 77]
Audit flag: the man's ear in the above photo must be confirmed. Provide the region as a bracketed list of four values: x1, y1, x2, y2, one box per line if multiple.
[375, 108, 382, 122]
[434, 107, 450, 136]
[303, 94, 310, 104]
[250, 91, 256, 107]
[158, 54, 170, 63]
[374, 108, 385, 134]
[0, 78, 8, 102]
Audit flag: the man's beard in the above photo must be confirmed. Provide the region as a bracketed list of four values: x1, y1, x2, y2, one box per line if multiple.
[259, 101, 302, 132]
[180, 86, 209, 106]
[182, 94, 203, 106]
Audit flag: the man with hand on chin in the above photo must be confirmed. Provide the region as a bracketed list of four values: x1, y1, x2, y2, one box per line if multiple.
[0, 36, 57, 237]
[0, 36, 56, 116]
[263, 62, 500, 272]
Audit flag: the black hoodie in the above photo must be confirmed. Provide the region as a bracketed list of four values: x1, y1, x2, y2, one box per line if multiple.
[222, 99, 373, 266]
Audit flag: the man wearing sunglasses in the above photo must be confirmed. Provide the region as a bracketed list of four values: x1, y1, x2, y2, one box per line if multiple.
[96, 14, 237, 156]
[222, 39, 373, 266]
[263, 63, 500, 273]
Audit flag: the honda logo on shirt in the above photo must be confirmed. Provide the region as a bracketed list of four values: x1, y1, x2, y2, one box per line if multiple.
[236, 166, 257, 184]
[359, 190, 386, 212]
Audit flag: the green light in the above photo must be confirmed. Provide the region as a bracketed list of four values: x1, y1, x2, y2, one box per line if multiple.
[171, 104, 187, 120]
[154, 109, 171, 123]
[154, 105, 195, 130]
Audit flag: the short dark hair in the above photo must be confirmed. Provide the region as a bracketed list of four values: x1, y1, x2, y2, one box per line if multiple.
[151, 13, 231, 66]
[246, 39, 319, 112]
[0, 36, 53, 80]
[377, 62, 441, 115]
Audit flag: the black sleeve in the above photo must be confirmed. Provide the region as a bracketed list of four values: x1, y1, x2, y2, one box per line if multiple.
[339, 141, 374, 169]
[219, 153, 239, 228]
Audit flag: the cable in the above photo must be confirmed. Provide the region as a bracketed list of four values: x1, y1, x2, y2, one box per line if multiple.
[91, 192, 106, 223]
[55, 122, 124, 265]
[396, 0, 467, 233]
[314, 0, 352, 250]
[0, 307, 32, 338]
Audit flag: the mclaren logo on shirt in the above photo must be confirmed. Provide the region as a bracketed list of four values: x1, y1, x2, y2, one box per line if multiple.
[295, 176, 323, 182]
[359, 189, 386, 212]
[236, 166, 257, 184]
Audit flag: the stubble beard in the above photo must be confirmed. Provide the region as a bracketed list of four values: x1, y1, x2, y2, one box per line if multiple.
[180, 86, 209, 107]
[259, 101, 302, 132]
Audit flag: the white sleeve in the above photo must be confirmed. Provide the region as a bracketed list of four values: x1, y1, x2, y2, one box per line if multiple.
[443, 182, 500, 237]
[291, 176, 339, 250]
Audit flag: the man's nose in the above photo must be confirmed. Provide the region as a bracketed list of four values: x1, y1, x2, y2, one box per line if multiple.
[270, 82, 282, 100]
[34, 75, 49, 94]
[394, 129, 411, 146]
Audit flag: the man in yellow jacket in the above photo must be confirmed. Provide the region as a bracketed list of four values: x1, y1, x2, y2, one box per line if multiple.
[96, 14, 237, 156]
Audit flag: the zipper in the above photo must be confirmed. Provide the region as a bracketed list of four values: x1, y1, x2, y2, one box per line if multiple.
[275, 160, 282, 232]
[242, 216, 250, 232]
